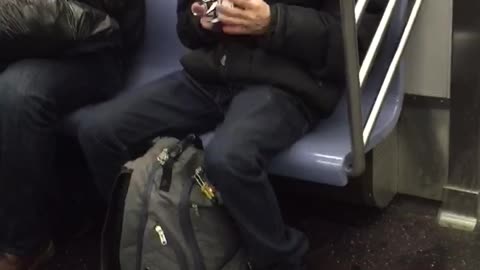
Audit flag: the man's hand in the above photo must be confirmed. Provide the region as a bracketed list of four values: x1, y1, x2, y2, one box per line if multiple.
[191, 2, 215, 31]
[216, 0, 271, 35]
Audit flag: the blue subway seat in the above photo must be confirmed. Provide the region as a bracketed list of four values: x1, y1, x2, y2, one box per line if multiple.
[66, 0, 407, 186]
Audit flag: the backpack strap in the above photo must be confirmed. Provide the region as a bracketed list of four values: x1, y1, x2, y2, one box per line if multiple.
[101, 167, 133, 270]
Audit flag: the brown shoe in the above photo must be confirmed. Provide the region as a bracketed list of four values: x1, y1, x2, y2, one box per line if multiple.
[0, 242, 55, 270]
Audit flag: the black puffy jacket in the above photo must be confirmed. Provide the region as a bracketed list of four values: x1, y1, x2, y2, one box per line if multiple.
[0, 0, 145, 61]
[177, 0, 385, 114]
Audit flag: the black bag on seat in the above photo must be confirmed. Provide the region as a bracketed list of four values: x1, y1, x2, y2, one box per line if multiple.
[0, 0, 120, 60]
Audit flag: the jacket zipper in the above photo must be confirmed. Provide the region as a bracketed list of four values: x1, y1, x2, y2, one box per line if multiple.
[219, 43, 228, 82]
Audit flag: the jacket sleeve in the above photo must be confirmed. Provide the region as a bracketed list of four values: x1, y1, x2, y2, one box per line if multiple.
[0, 0, 120, 58]
[258, 4, 344, 73]
[176, 0, 218, 49]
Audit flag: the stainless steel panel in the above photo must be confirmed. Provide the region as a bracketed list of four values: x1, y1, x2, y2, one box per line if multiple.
[439, 188, 478, 231]
[397, 97, 450, 200]
[403, 0, 452, 98]
[371, 125, 399, 207]
[438, 0, 480, 231]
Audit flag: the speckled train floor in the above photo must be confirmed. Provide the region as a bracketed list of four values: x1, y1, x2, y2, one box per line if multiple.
[42, 186, 480, 270]
[297, 196, 480, 270]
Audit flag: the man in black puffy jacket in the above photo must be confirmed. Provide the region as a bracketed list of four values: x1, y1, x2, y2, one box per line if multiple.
[0, 0, 144, 269]
[77, 0, 383, 269]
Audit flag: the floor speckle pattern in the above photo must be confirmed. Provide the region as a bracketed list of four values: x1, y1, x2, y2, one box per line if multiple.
[43, 192, 480, 270]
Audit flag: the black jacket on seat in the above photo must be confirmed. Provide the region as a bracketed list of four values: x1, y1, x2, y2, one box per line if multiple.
[177, 0, 384, 114]
[0, 0, 145, 62]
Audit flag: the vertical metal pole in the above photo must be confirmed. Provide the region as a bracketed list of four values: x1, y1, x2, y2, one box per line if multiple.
[340, 0, 365, 176]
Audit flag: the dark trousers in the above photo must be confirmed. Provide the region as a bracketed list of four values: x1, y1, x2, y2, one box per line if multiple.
[76, 70, 315, 270]
[0, 54, 122, 255]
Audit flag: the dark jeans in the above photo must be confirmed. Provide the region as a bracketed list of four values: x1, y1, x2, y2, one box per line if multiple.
[76, 71, 315, 270]
[0, 54, 122, 255]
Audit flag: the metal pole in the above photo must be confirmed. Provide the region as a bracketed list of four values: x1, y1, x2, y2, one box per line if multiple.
[340, 0, 366, 176]
[363, 0, 424, 144]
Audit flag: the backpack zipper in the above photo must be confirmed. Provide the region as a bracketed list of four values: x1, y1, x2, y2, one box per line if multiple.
[192, 204, 200, 217]
[158, 135, 201, 192]
[179, 180, 206, 270]
[150, 221, 187, 270]
[138, 137, 200, 270]
[138, 165, 188, 270]
[193, 167, 217, 202]
[154, 225, 168, 246]
[136, 163, 162, 270]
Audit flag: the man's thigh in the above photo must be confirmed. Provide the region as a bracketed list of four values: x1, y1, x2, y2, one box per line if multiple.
[213, 85, 312, 160]
[0, 53, 123, 114]
[75, 71, 224, 156]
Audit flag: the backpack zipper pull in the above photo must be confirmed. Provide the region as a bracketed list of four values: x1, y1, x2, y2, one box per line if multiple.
[194, 167, 216, 201]
[155, 225, 168, 246]
[192, 203, 200, 217]
[156, 148, 169, 165]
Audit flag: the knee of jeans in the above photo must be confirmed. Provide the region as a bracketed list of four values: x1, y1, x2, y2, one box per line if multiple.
[204, 137, 260, 187]
[74, 109, 121, 154]
[0, 83, 53, 122]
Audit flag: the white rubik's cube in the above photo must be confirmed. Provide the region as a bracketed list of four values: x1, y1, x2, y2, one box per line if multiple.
[200, 0, 234, 24]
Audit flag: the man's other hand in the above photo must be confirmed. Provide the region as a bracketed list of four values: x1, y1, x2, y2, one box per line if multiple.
[191, 2, 215, 31]
[216, 0, 271, 35]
